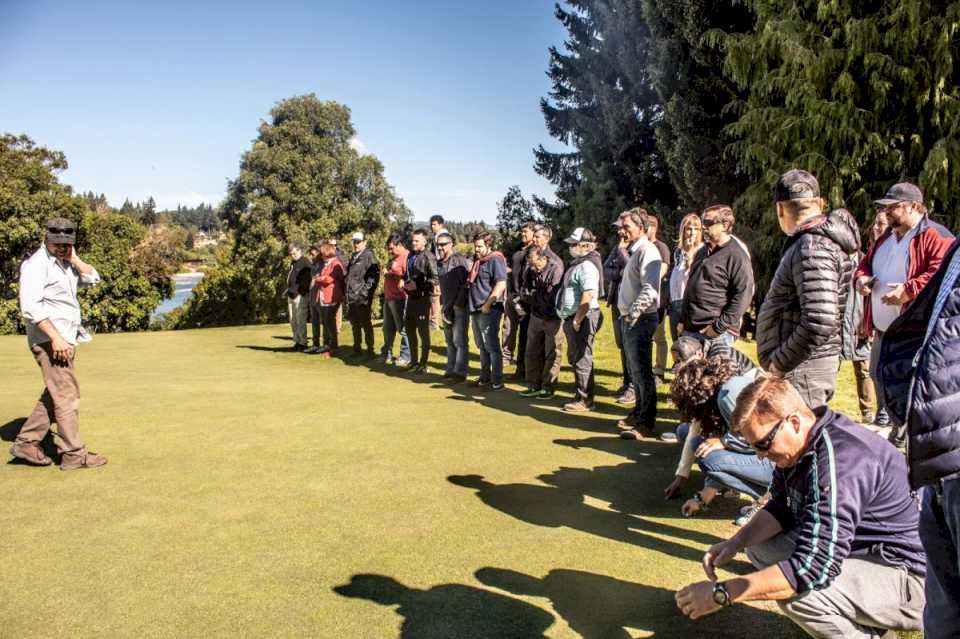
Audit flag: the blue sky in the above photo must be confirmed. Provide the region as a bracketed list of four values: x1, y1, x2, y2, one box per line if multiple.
[0, 0, 569, 222]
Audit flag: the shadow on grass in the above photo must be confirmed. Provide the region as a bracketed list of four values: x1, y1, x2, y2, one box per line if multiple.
[241, 333, 682, 439]
[1, 417, 59, 464]
[476, 567, 805, 638]
[333, 573, 555, 638]
[236, 344, 305, 353]
[0, 418, 26, 442]
[447, 474, 736, 565]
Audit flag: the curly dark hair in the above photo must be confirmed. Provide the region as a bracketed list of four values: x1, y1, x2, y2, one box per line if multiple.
[670, 356, 738, 437]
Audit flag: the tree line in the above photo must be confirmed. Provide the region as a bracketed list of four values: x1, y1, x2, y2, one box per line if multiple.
[527, 0, 960, 291]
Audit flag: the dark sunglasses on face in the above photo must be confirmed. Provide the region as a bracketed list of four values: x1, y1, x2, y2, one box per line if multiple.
[47, 227, 75, 234]
[751, 414, 791, 451]
[701, 217, 720, 227]
[437, 242, 452, 247]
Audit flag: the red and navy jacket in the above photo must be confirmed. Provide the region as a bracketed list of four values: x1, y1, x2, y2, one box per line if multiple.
[854, 215, 954, 335]
[763, 407, 926, 594]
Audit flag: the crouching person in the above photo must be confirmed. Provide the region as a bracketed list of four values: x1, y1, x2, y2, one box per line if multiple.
[676, 376, 926, 638]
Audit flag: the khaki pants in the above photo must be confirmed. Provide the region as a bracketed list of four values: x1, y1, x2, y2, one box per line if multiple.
[653, 314, 668, 376]
[288, 295, 309, 346]
[18, 343, 86, 456]
[747, 532, 924, 638]
[852, 359, 877, 418]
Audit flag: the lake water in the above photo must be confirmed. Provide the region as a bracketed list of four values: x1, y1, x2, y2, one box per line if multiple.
[152, 272, 204, 319]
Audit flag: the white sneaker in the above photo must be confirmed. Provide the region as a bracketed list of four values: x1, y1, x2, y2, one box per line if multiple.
[659, 432, 679, 443]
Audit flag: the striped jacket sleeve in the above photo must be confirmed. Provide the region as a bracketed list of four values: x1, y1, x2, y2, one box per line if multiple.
[778, 431, 865, 593]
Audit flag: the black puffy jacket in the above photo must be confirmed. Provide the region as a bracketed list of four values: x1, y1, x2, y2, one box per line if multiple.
[880, 239, 960, 488]
[756, 209, 860, 373]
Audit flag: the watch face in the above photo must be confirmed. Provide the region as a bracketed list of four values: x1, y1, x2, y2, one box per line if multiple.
[713, 584, 729, 606]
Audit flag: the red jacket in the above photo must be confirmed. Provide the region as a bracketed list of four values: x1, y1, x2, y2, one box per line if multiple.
[312, 258, 345, 305]
[854, 216, 954, 335]
[383, 249, 409, 301]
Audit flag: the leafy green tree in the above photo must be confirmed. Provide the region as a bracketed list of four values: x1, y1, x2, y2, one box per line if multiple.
[0, 134, 180, 334]
[0, 134, 88, 332]
[535, 1, 677, 245]
[715, 0, 960, 289]
[78, 212, 161, 333]
[177, 94, 410, 328]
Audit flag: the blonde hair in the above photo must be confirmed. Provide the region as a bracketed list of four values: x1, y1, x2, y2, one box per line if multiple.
[730, 376, 811, 434]
[676, 212, 703, 249]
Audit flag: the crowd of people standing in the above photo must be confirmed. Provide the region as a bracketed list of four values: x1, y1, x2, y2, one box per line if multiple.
[15, 168, 960, 637]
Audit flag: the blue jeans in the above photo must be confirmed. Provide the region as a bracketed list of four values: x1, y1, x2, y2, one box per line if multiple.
[676, 423, 774, 500]
[920, 477, 960, 638]
[382, 299, 411, 363]
[471, 306, 504, 384]
[443, 306, 469, 377]
[622, 313, 658, 425]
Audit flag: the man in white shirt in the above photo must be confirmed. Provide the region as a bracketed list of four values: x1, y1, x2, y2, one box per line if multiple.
[855, 182, 954, 444]
[14, 218, 108, 470]
[616, 208, 663, 438]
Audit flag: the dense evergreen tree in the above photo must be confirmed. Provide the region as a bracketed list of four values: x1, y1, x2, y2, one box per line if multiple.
[641, 0, 753, 208]
[178, 94, 410, 328]
[496, 185, 539, 254]
[535, 1, 676, 244]
[717, 0, 960, 289]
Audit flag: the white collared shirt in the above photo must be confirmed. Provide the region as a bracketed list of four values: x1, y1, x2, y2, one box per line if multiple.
[871, 224, 919, 331]
[19, 246, 100, 347]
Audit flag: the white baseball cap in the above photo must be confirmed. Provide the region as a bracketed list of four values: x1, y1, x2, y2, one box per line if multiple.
[351, 232, 365, 242]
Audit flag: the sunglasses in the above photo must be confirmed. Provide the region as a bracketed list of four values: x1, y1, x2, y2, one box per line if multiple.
[437, 242, 452, 247]
[700, 217, 721, 227]
[47, 227, 75, 234]
[750, 413, 792, 451]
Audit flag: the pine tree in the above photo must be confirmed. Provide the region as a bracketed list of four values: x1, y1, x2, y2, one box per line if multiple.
[715, 0, 960, 289]
[535, 0, 677, 244]
[641, 0, 753, 209]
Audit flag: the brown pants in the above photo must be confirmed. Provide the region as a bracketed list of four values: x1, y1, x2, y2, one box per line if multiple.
[17, 343, 86, 456]
[852, 359, 877, 418]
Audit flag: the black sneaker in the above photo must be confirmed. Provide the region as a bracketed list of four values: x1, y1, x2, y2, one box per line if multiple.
[490, 383, 505, 391]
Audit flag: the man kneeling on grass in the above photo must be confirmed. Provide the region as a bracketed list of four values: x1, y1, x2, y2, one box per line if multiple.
[676, 376, 925, 638]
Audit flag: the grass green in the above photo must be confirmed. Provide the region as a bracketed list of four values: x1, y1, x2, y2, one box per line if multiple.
[0, 312, 875, 637]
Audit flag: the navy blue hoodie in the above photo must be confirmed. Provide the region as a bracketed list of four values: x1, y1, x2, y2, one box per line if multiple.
[764, 407, 925, 593]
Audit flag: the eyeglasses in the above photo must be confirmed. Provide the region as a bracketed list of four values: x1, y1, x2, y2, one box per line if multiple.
[47, 227, 75, 235]
[701, 217, 721, 227]
[750, 413, 792, 451]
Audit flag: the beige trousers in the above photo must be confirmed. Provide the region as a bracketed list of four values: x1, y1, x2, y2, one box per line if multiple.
[18, 343, 86, 456]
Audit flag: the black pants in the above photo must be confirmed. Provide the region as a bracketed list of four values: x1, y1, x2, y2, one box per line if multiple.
[313, 304, 339, 349]
[404, 297, 431, 366]
[562, 310, 603, 401]
[502, 302, 530, 372]
[348, 303, 374, 352]
[610, 306, 632, 389]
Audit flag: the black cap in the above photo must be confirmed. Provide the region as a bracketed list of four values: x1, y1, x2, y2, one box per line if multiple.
[775, 169, 820, 202]
[45, 217, 76, 245]
[875, 182, 923, 206]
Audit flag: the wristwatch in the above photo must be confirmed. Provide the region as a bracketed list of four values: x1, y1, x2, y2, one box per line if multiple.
[712, 581, 731, 607]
